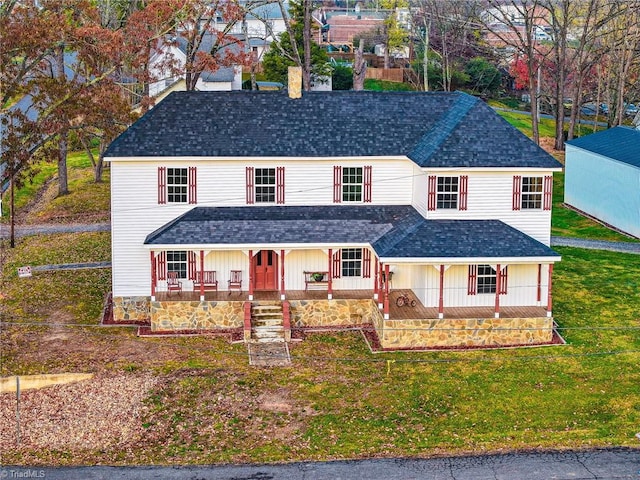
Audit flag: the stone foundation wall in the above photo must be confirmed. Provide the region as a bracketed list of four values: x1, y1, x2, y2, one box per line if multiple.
[113, 296, 150, 322]
[150, 301, 244, 331]
[289, 299, 376, 327]
[378, 316, 554, 349]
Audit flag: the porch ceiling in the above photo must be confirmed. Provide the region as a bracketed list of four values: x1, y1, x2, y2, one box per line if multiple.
[144, 205, 560, 261]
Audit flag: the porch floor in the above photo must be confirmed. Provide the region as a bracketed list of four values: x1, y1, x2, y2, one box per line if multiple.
[154, 289, 549, 320]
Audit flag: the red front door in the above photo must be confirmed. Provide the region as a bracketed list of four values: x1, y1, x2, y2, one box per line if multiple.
[253, 250, 277, 290]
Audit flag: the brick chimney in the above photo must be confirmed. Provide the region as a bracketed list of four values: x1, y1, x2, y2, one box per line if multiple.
[288, 66, 302, 99]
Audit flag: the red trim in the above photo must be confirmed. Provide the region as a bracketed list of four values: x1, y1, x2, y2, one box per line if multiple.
[276, 167, 285, 204]
[333, 166, 342, 203]
[246, 167, 255, 204]
[158, 251, 167, 280]
[363, 165, 372, 203]
[427, 175, 437, 211]
[512, 175, 521, 211]
[467, 264, 477, 295]
[327, 248, 333, 296]
[280, 249, 285, 295]
[537, 264, 542, 302]
[199, 250, 205, 298]
[459, 175, 468, 211]
[187, 251, 196, 280]
[158, 167, 167, 204]
[438, 264, 445, 316]
[188, 167, 197, 204]
[332, 249, 341, 278]
[248, 250, 254, 297]
[363, 248, 371, 278]
[494, 263, 501, 315]
[547, 264, 554, 313]
[374, 257, 379, 297]
[499, 265, 508, 295]
[150, 251, 156, 297]
[543, 175, 553, 210]
[383, 264, 390, 317]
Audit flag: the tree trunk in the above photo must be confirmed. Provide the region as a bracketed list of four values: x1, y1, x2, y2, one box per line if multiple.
[353, 39, 366, 91]
[10, 173, 15, 248]
[55, 46, 69, 196]
[302, 0, 312, 91]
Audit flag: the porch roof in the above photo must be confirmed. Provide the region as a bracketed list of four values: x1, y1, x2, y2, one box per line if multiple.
[144, 206, 559, 261]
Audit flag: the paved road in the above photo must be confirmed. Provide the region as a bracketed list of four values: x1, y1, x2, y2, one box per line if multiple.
[0, 222, 110, 240]
[2, 448, 638, 479]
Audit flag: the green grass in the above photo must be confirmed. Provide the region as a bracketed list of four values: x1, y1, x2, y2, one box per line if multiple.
[364, 79, 415, 91]
[2, 149, 109, 222]
[496, 109, 557, 138]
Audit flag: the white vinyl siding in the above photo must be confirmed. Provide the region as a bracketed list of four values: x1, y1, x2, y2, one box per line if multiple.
[422, 170, 554, 245]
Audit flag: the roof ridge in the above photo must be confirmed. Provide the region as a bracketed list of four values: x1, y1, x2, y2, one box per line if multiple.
[408, 92, 479, 167]
[371, 212, 426, 257]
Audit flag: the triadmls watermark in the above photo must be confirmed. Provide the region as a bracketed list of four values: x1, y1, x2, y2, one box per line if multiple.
[0, 470, 45, 479]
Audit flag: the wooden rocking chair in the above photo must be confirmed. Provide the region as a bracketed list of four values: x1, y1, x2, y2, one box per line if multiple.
[228, 270, 242, 295]
[167, 271, 182, 296]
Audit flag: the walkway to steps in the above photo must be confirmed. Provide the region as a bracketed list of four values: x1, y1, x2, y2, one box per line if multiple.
[248, 342, 291, 366]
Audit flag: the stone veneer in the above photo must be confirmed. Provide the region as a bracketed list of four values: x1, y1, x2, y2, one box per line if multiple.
[113, 296, 150, 322]
[150, 301, 244, 331]
[289, 299, 377, 327]
[378, 316, 554, 349]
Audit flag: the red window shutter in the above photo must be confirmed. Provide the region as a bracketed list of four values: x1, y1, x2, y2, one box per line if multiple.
[246, 167, 254, 204]
[158, 167, 167, 204]
[499, 266, 508, 295]
[158, 252, 167, 280]
[188, 251, 196, 280]
[188, 167, 197, 204]
[467, 265, 477, 295]
[459, 175, 468, 211]
[363, 249, 371, 278]
[427, 175, 437, 211]
[332, 249, 341, 278]
[363, 165, 372, 203]
[333, 166, 342, 203]
[512, 175, 521, 211]
[543, 175, 553, 210]
[277, 166, 285, 204]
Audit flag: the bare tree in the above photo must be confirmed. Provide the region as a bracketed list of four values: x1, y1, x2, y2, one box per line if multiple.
[483, 0, 552, 144]
[353, 39, 367, 90]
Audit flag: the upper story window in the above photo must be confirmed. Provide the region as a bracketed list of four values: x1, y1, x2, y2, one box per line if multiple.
[255, 168, 276, 203]
[437, 176, 459, 209]
[246, 166, 285, 204]
[513, 175, 552, 211]
[333, 165, 372, 203]
[158, 167, 196, 204]
[343, 167, 363, 202]
[428, 175, 467, 211]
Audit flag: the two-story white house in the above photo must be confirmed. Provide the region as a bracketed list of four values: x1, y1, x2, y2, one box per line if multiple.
[104, 83, 562, 350]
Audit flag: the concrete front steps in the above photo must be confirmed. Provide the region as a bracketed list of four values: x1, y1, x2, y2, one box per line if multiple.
[250, 304, 285, 343]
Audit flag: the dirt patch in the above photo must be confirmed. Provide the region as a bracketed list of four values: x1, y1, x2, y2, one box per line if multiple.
[0, 373, 158, 453]
[539, 137, 565, 163]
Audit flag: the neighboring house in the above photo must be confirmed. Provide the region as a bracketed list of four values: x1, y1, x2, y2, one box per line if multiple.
[565, 126, 640, 239]
[148, 35, 243, 97]
[104, 82, 562, 350]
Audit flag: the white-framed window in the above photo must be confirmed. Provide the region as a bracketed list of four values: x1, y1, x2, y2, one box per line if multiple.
[477, 264, 497, 294]
[255, 168, 276, 203]
[167, 251, 187, 279]
[437, 176, 459, 209]
[167, 168, 188, 203]
[521, 176, 543, 209]
[341, 248, 362, 277]
[342, 167, 363, 202]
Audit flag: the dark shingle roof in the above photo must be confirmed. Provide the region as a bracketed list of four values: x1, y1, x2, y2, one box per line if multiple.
[105, 91, 560, 169]
[145, 206, 559, 260]
[566, 126, 640, 168]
